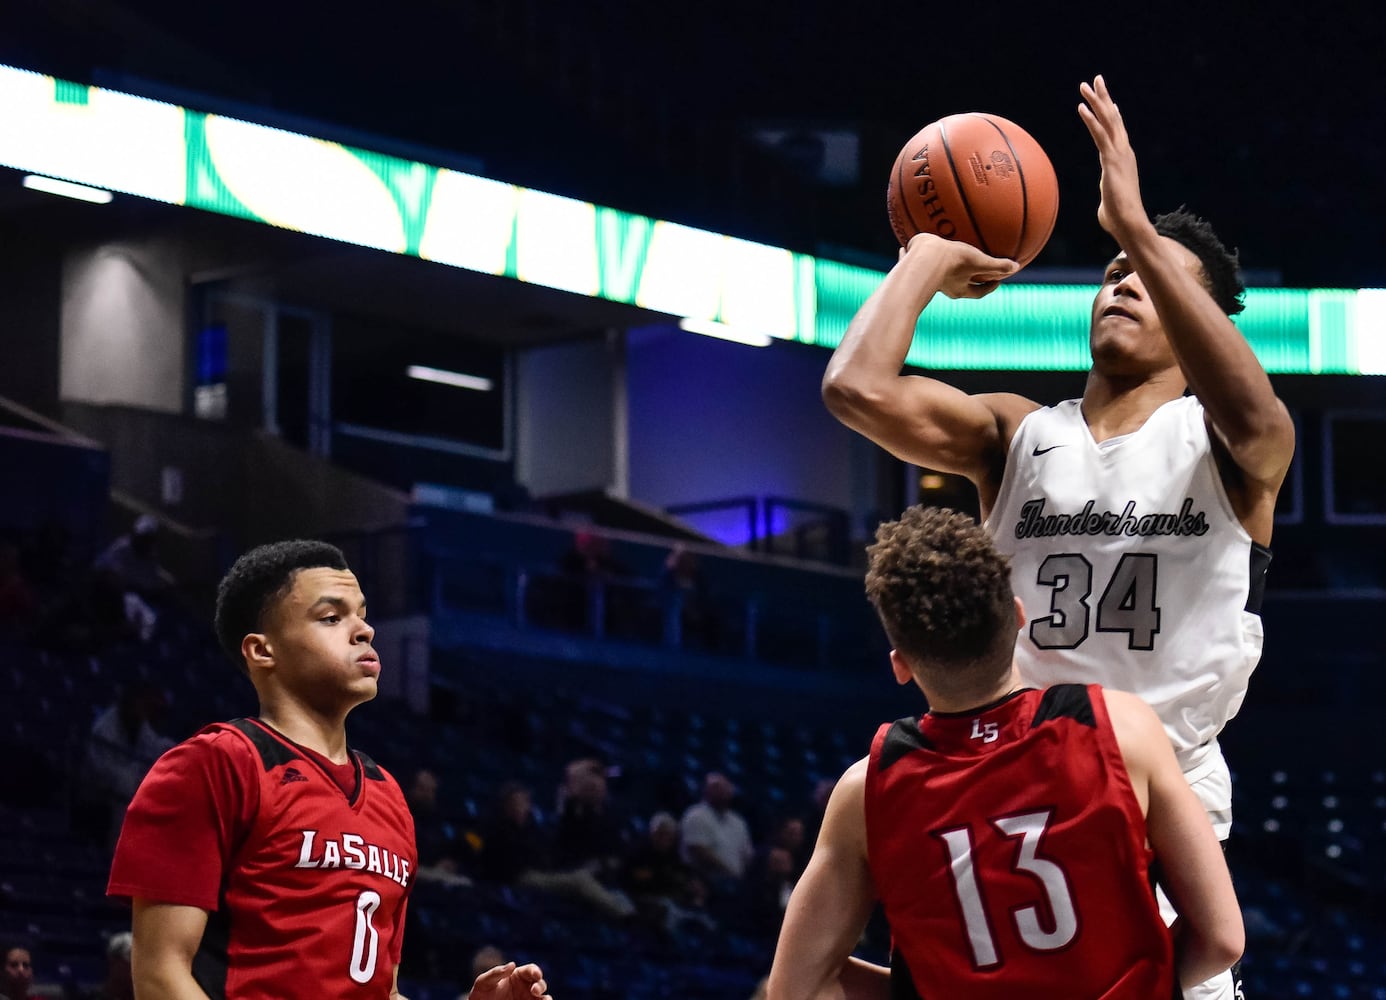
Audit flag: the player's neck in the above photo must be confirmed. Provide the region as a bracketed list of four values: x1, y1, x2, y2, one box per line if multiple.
[1081, 368, 1186, 442]
[256, 699, 351, 763]
[921, 665, 1024, 715]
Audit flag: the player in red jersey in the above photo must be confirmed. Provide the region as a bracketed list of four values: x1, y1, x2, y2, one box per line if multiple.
[766, 508, 1242, 999]
[108, 540, 551, 1000]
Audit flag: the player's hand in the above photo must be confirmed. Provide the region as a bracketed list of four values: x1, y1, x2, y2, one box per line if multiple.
[903, 232, 1017, 300]
[468, 962, 552, 1000]
[1077, 75, 1151, 245]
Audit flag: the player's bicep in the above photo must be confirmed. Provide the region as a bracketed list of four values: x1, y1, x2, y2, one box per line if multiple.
[131, 899, 209, 991]
[841, 378, 1024, 481]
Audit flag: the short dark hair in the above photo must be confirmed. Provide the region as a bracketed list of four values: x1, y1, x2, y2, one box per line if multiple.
[864, 507, 1016, 691]
[1153, 207, 1246, 316]
[213, 540, 349, 673]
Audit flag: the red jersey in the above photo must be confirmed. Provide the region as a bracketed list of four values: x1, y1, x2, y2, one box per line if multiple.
[864, 685, 1172, 999]
[108, 718, 416, 999]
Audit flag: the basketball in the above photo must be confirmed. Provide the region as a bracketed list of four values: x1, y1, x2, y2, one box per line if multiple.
[886, 112, 1059, 268]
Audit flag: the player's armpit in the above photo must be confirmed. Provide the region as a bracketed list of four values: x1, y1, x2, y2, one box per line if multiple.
[130, 899, 213, 1000]
[767, 759, 878, 1000]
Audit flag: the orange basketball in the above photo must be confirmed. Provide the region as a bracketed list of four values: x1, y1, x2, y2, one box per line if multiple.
[886, 112, 1059, 268]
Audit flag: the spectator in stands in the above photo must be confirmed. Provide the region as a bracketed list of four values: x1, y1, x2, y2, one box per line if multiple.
[622, 811, 716, 937]
[82, 931, 134, 1000]
[79, 680, 175, 849]
[408, 768, 472, 887]
[659, 544, 721, 650]
[560, 530, 628, 581]
[743, 815, 810, 933]
[765, 814, 809, 878]
[458, 946, 505, 1000]
[0, 539, 38, 633]
[547, 529, 639, 635]
[745, 844, 798, 934]
[680, 772, 754, 894]
[553, 757, 627, 878]
[470, 946, 505, 982]
[88, 516, 174, 644]
[92, 515, 175, 601]
[0, 943, 34, 1000]
[478, 780, 636, 920]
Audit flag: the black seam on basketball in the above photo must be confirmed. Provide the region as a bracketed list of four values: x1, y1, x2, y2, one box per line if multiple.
[981, 115, 1027, 260]
[896, 151, 927, 242]
[940, 118, 993, 256]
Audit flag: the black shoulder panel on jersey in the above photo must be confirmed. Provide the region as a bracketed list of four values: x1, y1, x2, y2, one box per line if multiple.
[355, 750, 386, 782]
[877, 717, 935, 773]
[225, 718, 300, 771]
[889, 948, 924, 1000]
[1030, 684, 1096, 729]
[1246, 541, 1272, 614]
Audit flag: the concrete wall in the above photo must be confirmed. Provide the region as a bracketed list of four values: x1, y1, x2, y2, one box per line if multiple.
[60, 235, 186, 412]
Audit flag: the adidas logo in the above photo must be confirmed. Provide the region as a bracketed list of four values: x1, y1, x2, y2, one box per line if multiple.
[281, 767, 310, 785]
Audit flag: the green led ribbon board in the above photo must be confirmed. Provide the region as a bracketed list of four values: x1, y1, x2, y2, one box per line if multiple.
[1, 63, 1381, 375]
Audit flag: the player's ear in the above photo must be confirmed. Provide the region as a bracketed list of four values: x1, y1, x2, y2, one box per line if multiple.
[888, 649, 913, 686]
[242, 633, 274, 671]
[1014, 596, 1027, 631]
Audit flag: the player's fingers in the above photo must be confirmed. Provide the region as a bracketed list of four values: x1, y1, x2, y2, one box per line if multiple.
[1080, 80, 1117, 129]
[475, 962, 517, 987]
[959, 242, 1018, 273]
[962, 279, 1003, 299]
[1076, 101, 1109, 150]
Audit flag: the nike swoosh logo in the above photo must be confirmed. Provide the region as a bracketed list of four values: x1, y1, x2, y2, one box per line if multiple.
[1031, 444, 1066, 456]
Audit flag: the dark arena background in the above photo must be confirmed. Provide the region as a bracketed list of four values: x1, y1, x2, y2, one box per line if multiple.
[1, 2, 1384, 997]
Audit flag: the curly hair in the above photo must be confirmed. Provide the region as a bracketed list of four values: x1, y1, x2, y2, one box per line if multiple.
[213, 539, 349, 673]
[1153, 207, 1246, 316]
[864, 506, 1016, 684]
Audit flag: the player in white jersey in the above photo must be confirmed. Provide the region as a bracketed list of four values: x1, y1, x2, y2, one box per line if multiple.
[820, 76, 1294, 1000]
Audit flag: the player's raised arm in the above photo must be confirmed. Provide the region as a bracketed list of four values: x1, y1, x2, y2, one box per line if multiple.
[1105, 690, 1244, 988]
[1078, 75, 1295, 498]
[130, 900, 213, 1000]
[821, 234, 1035, 500]
[767, 758, 884, 1000]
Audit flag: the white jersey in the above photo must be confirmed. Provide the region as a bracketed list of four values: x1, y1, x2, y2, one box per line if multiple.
[985, 396, 1267, 769]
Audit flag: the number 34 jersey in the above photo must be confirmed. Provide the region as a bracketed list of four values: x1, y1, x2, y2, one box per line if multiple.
[108, 719, 416, 1000]
[865, 686, 1172, 999]
[986, 396, 1267, 766]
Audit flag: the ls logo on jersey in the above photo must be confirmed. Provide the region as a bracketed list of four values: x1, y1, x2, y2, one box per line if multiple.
[295, 831, 411, 888]
[1014, 498, 1210, 540]
[970, 720, 999, 743]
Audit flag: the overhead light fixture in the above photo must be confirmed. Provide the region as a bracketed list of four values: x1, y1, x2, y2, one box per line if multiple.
[22, 174, 113, 204]
[405, 364, 493, 392]
[677, 317, 772, 347]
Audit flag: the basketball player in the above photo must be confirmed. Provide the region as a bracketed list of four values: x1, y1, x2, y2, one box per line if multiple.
[107, 540, 551, 1000]
[821, 76, 1292, 998]
[766, 507, 1243, 999]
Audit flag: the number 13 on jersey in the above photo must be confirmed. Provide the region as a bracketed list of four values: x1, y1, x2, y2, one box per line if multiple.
[936, 809, 1078, 969]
